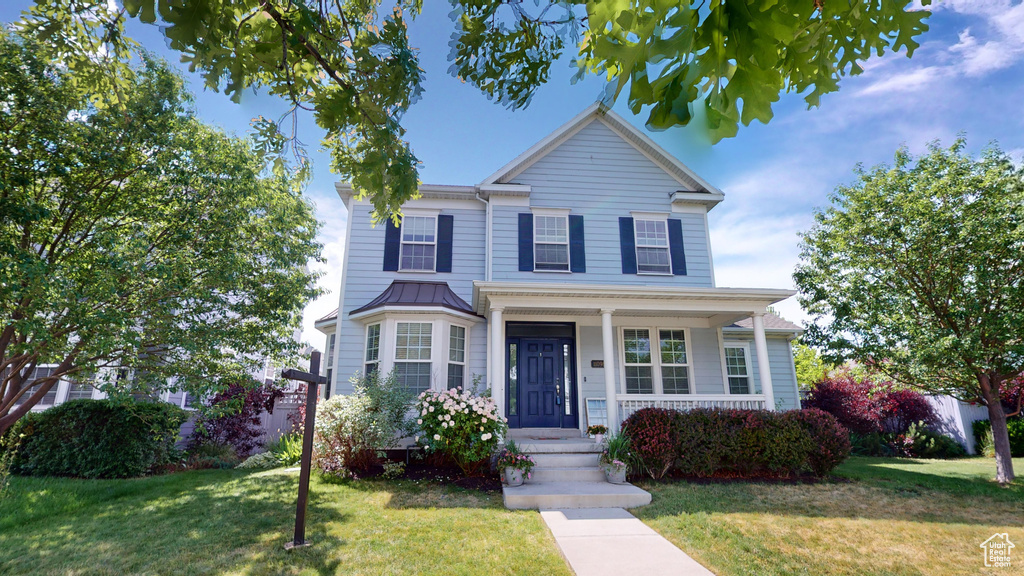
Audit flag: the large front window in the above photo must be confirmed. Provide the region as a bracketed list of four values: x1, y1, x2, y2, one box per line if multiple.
[400, 216, 436, 271]
[395, 322, 432, 393]
[623, 329, 654, 394]
[634, 219, 670, 274]
[534, 214, 569, 271]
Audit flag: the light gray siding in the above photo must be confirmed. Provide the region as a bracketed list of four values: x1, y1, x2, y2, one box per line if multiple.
[492, 121, 714, 286]
[332, 202, 488, 395]
[690, 328, 725, 394]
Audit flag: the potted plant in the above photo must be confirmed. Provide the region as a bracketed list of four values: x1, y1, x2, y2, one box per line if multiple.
[601, 433, 630, 484]
[587, 425, 608, 442]
[495, 440, 535, 487]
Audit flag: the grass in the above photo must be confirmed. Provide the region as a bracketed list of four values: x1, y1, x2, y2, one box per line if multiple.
[633, 456, 1024, 576]
[0, 468, 571, 576]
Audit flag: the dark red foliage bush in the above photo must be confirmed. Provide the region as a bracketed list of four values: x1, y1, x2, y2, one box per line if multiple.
[802, 375, 881, 435]
[620, 408, 676, 479]
[875, 385, 936, 434]
[669, 408, 849, 479]
[1000, 374, 1024, 416]
[187, 379, 284, 458]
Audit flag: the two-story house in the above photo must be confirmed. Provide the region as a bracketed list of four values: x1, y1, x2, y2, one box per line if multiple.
[315, 103, 801, 434]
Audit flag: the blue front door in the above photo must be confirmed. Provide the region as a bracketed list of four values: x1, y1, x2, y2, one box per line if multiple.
[520, 338, 562, 428]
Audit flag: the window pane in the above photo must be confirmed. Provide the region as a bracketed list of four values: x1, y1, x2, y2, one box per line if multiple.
[563, 344, 572, 415]
[625, 366, 654, 394]
[662, 366, 690, 394]
[725, 347, 748, 376]
[623, 329, 651, 364]
[534, 215, 567, 243]
[365, 363, 378, 377]
[449, 325, 466, 362]
[365, 324, 380, 362]
[327, 334, 336, 368]
[659, 330, 688, 365]
[395, 362, 431, 394]
[66, 382, 93, 401]
[508, 343, 518, 416]
[534, 243, 569, 270]
[729, 376, 750, 395]
[400, 243, 436, 271]
[447, 364, 464, 390]
[635, 220, 668, 247]
[396, 323, 431, 360]
[401, 216, 436, 243]
[636, 247, 671, 273]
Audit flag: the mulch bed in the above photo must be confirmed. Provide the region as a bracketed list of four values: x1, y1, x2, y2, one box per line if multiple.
[350, 454, 503, 493]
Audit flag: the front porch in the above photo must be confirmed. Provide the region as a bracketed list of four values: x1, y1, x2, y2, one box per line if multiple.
[473, 281, 797, 432]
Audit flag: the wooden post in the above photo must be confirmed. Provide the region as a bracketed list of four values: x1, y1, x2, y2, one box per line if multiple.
[283, 350, 326, 550]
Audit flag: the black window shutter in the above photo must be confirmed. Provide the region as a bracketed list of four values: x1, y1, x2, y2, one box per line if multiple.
[569, 214, 586, 273]
[436, 214, 454, 273]
[619, 217, 637, 274]
[667, 218, 687, 275]
[383, 219, 401, 271]
[518, 213, 534, 271]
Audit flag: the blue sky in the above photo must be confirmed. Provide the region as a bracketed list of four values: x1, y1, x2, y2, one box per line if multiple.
[4, 1, 1023, 348]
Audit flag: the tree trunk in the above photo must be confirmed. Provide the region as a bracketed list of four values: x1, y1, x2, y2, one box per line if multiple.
[980, 374, 1015, 483]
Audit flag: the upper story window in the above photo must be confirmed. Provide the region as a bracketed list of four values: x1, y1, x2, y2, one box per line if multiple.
[534, 214, 569, 271]
[400, 216, 436, 271]
[364, 323, 381, 376]
[394, 322, 432, 394]
[724, 344, 751, 394]
[634, 218, 671, 274]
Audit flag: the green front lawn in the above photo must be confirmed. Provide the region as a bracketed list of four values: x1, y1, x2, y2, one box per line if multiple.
[633, 456, 1024, 576]
[0, 469, 571, 576]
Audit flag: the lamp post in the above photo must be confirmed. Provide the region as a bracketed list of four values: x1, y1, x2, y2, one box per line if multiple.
[282, 350, 328, 550]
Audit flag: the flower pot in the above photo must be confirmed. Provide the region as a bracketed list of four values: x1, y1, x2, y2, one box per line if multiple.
[604, 466, 627, 485]
[594, 433, 604, 444]
[504, 467, 525, 487]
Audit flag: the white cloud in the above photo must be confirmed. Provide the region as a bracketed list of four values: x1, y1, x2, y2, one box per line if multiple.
[856, 65, 945, 96]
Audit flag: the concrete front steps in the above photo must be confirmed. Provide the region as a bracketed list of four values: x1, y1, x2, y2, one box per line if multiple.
[502, 432, 652, 510]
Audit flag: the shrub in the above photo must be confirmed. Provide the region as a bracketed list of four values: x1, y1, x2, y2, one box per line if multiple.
[973, 418, 1024, 457]
[802, 375, 881, 434]
[266, 432, 304, 466]
[789, 408, 852, 477]
[237, 451, 281, 469]
[892, 422, 966, 459]
[6, 399, 187, 478]
[187, 379, 284, 458]
[644, 408, 850, 479]
[415, 387, 506, 475]
[875, 386, 937, 435]
[621, 408, 676, 479]
[313, 370, 412, 479]
[185, 441, 239, 469]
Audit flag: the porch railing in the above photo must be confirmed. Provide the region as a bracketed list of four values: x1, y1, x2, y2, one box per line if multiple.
[617, 394, 767, 422]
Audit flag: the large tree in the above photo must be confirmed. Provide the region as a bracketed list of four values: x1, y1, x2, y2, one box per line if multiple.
[18, 0, 932, 218]
[0, 31, 322, 435]
[794, 139, 1024, 483]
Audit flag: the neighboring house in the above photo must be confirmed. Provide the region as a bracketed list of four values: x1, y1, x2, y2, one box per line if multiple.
[316, 103, 802, 434]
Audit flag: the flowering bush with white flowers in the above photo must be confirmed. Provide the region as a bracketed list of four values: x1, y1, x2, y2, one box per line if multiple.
[414, 387, 507, 475]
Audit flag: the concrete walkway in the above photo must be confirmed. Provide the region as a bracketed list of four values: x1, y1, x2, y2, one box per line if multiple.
[540, 508, 714, 576]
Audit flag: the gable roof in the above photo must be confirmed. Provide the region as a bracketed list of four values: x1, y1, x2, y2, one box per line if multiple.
[350, 281, 478, 317]
[480, 102, 722, 195]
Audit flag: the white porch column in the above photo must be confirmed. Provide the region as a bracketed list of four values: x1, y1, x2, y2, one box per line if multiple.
[752, 313, 776, 411]
[601, 309, 618, 432]
[490, 306, 505, 418]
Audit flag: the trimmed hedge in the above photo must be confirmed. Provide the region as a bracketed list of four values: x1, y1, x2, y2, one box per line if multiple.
[5, 399, 187, 478]
[972, 418, 1024, 457]
[621, 407, 851, 480]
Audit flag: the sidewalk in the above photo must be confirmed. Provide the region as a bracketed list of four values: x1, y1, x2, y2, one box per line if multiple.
[540, 508, 714, 576]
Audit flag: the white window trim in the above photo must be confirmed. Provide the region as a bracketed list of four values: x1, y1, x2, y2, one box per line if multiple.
[618, 326, 694, 395]
[445, 323, 470, 389]
[533, 212, 571, 272]
[398, 214, 438, 272]
[633, 216, 672, 276]
[722, 341, 754, 395]
[364, 323, 382, 376]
